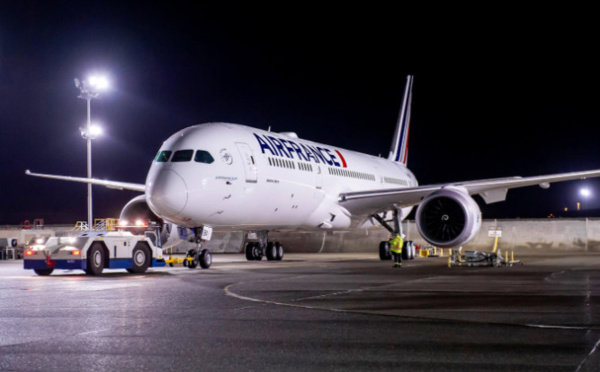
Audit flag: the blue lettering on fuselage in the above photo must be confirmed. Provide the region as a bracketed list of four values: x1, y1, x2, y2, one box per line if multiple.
[299, 143, 318, 163]
[253, 133, 345, 167]
[306, 144, 328, 164]
[316, 147, 333, 166]
[323, 148, 341, 167]
[289, 141, 308, 161]
[268, 136, 291, 158]
[254, 134, 277, 156]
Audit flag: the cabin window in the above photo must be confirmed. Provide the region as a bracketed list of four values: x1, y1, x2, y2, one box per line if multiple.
[155, 150, 172, 162]
[194, 150, 215, 164]
[171, 150, 194, 162]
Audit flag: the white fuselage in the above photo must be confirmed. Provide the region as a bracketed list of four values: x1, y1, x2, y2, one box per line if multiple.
[145, 123, 417, 231]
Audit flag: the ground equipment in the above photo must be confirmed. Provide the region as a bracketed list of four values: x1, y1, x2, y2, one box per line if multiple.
[448, 249, 522, 267]
[23, 230, 165, 276]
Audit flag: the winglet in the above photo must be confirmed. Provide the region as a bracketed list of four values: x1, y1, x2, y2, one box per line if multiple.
[388, 75, 414, 165]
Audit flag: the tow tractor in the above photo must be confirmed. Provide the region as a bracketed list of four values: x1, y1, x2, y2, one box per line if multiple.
[24, 222, 214, 276]
[24, 230, 166, 276]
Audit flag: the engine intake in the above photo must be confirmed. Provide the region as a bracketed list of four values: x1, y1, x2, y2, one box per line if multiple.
[416, 187, 481, 248]
[120, 195, 181, 248]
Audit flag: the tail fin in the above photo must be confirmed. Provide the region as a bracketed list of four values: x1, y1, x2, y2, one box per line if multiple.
[388, 75, 414, 165]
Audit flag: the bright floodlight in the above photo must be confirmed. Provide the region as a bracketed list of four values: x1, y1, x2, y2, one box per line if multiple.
[89, 125, 103, 137]
[88, 76, 109, 90]
[580, 188, 591, 198]
[74, 73, 110, 230]
[79, 124, 102, 140]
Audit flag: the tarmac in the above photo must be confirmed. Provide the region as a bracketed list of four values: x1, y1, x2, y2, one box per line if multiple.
[1, 252, 600, 371]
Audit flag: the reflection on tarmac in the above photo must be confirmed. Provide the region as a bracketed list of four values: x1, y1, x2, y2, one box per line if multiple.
[1, 252, 600, 371]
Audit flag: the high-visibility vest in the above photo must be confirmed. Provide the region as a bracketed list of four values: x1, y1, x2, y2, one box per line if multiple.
[390, 235, 403, 254]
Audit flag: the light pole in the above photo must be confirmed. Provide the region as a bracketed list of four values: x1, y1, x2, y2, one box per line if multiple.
[74, 76, 108, 230]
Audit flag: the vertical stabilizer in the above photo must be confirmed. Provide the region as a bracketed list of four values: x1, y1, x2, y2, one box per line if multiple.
[388, 75, 414, 165]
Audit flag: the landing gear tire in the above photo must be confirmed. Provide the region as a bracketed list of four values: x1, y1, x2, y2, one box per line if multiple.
[86, 244, 105, 275]
[402, 241, 415, 260]
[199, 249, 212, 269]
[402, 244, 410, 260]
[379, 241, 392, 260]
[253, 244, 263, 261]
[266, 242, 276, 261]
[245, 243, 254, 261]
[34, 268, 54, 276]
[275, 242, 284, 261]
[129, 245, 150, 274]
[245, 242, 263, 261]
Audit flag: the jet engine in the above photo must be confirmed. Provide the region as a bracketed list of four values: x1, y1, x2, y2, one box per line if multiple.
[119, 195, 181, 248]
[415, 186, 481, 249]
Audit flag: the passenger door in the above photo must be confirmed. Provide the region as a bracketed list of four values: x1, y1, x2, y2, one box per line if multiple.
[235, 142, 258, 183]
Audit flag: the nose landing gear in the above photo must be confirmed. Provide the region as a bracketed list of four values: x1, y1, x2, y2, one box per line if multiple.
[185, 247, 212, 269]
[185, 226, 213, 269]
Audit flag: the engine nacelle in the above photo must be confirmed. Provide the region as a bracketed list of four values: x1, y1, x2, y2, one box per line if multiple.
[415, 186, 481, 249]
[120, 195, 182, 248]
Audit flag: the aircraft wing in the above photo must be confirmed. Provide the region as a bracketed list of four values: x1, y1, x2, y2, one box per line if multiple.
[338, 169, 600, 216]
[25, 170, 146, 192]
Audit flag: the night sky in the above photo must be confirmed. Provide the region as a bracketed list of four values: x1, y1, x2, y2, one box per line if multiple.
[1, 2, 599, 225]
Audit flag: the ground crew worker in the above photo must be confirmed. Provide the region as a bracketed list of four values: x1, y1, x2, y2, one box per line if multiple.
[390, 234, 403, 268]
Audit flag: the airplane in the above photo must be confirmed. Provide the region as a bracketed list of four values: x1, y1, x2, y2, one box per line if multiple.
[26, 75, 600, 267]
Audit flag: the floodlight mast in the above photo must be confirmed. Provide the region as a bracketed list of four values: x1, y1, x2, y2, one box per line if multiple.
[74, 76, 108, 230]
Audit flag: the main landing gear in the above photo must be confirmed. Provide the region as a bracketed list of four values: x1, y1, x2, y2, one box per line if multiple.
[244, 231, 284, 261]
[372, 209, 415, 261]
[184, 226, 213, 269]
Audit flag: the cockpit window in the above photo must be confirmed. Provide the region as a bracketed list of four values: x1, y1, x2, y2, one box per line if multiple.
[171, 150, 194, 162]
[194, 150, 214, 164]
[155, 150, 172, 162]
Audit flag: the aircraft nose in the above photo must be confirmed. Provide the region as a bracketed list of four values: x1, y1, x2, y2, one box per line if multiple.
[148, 169, 188, 217]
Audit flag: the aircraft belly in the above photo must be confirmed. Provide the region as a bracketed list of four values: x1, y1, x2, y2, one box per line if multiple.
[175, 178, 321, 228]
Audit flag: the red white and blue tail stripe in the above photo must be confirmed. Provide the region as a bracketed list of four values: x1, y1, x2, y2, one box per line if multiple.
[388, 75, 413, 165]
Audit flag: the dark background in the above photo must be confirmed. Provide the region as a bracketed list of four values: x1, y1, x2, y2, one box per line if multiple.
[1, 2, 599, 225]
